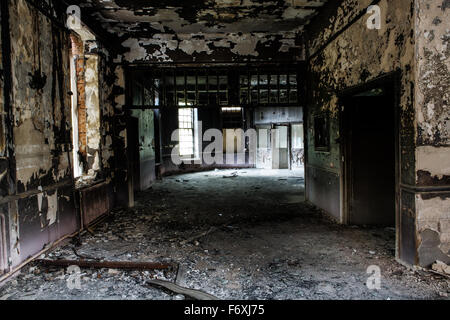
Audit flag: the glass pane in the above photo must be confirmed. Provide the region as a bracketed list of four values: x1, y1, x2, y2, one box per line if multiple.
[208, 75, 218, 91]
[186, 75, 196, 92]
[240, 75, 248, 86]
[198, 75, 207, 91]
[250, 75, 258, 88]
[177, 92, 186, 106]
[269, 74, 278, 88]
[176, 76, 185, 86]
[178, 108, 195, 156]
[132, 81, 142, 106]
[280, 89, 288, 103]
[154, 79, 160, 106]
[289, 89, 298, 104]
[289, 74, 297, 87]
[251, 90, 258, 103]
[292, 124, 304, 149]
[240, 89, 249, 104]
[259, 75, 268, 87]
[144, 87, 152, 105]
[260, 89, 268, 104]
[270, 89, 278, 103]
[280, 75, 287, 86]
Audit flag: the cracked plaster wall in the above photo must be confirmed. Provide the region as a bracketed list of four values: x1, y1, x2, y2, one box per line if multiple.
[306, 0, 417, 225]
[414, 0, 450, 267]
[305, 0, 449, 267]
[0, 0, 124, 271]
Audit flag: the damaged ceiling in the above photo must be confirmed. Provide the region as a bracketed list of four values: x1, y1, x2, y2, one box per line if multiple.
[67, 0, 329, 36]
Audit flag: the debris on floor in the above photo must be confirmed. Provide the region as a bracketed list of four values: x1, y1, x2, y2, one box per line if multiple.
[223, 171, 239, 178]
[146, 279, 220, 300]
[0, 170, 448, 300]
[432, 261, 450, 276]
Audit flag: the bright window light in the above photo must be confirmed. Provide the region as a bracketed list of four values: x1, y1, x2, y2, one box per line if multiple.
[179, 108, 195, 156]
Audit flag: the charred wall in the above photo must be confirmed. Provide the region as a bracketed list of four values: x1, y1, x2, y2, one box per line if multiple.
[0, 0, 128, 273]
[304, 0, 416, 255]
[414, 0, 450, 267]
[4, 0, 78, 267]
[305, 0, 449, 267]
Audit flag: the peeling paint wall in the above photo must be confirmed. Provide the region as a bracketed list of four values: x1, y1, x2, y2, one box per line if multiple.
[306, 0, 416, 224]
[0, 0, 129, 273]
[305, 0, 449, 267]
[11, 0, 72, 192]
[2, 0, 80, 266]
[414, 0, 450, 267]
[304, 0, 418, 263]
[85, 55, 101, 173]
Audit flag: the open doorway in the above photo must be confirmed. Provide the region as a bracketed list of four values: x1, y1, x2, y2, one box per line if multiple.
[341, 80, 397, 227]
[272, 125, 289, 169]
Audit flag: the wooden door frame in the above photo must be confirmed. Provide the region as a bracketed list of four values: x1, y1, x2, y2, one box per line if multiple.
[338, 70, 401, 252]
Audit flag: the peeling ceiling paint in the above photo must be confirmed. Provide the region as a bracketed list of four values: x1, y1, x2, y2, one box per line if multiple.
[69, 0, 329, 36]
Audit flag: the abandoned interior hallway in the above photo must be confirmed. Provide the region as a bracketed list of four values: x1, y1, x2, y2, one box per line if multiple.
[0, 169, 448, 300]
[0, 0, 449, 302]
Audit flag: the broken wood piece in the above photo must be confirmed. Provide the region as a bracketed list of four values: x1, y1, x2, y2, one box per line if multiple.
[180, 226, 218, 245]
[146, 279, 220, 301]
[36, 259, 175, 271]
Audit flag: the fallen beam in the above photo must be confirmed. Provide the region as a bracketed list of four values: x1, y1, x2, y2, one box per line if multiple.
[36, 259, 175, 271]
[146, 279, 220, 301]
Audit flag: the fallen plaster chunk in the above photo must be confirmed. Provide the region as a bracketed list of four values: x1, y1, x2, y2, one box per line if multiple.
[432, 261, 450, 275]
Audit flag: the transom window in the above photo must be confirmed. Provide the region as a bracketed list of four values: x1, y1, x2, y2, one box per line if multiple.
[240, 72, 298, 105]
[126, 66, 301, 109]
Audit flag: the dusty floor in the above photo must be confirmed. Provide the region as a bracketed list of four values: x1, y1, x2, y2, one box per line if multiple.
[0, 169, 448, 300]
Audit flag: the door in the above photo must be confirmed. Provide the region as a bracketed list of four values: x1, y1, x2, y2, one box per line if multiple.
[272, 125, 289, 169]
[345, 90, 396, 226]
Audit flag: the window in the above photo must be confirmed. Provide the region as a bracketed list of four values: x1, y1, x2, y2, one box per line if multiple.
[70, 28, 101, 181]
[129, 69, 229, 107]
[69, 51, 81, 178]
[292, 124, 304, 149]
[240, 71, 299, 105]
[314, 115, 330, 151]
[179, 108, 196, 157]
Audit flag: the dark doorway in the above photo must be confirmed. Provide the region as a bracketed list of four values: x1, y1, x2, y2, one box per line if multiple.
[342, 85, 396, 226]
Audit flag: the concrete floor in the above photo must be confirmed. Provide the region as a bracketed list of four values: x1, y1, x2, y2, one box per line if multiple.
[0, 169, 448, 300]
